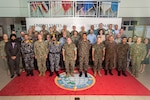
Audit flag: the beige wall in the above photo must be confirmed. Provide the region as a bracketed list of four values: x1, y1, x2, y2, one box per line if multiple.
[0, 0, 28, 17]
[119, 0, 150, 17]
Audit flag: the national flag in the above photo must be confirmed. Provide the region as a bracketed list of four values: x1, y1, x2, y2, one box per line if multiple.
[62, 0, 71, 12]
[111, 2, 118, 13]
[37, 2, 43, 15]
[41, 1, 49, 13]
[31, 2, 37, 12]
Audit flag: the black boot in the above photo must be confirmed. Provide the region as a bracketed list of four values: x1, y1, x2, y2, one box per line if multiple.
[49, 72, 53, 77]
[30, 70, 34, 76]
[122, 71, 127, 77]
[104, 70, 107, 75]
[109, 70, 113, 75]
[85, 71, 88, 77]
[118, 71, 121, 76]
[79, 71, 82, 77]
[26, 70, 30, 76]
[56, 71, 60, 77]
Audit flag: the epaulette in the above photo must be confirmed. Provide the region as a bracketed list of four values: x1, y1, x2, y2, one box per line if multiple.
[29, 40, 33, 43]
[57, 41, 60, 44]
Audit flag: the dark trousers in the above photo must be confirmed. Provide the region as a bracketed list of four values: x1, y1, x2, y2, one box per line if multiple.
[8, 57, 20, 75]
[60, 54, 65, 70]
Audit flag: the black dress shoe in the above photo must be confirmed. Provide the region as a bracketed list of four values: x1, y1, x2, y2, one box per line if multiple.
[17, 74, 20, 77]
[109, 70, 113, 75]
[105, 70, 107, 75]
[79, 72, 82, 77]
[56, 71, 60, 77]
[49, 72, 53, 77]
[30, 70, 34, 76]
[122, 72, 127, 77]
[118, 71, 121, 76]
[10, 75, 14, 78]
[26, 73, 30, 76]
[26, 70, 30, 76]
[85, 71, 88, 77]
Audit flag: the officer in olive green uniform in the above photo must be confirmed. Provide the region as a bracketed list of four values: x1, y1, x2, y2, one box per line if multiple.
[62, 38, 77, 77]
[71, 31, 80, 46]
[78, 33, 91, 77]
[34, 34, 48, 76]
[130, 37, 146, 77]
[53, 25, 60, 41]
[105, 35, 117, 75]
[92, 36, 105, 77]
[117, 37, 129, 76]
[41, 25, 49, 40]
[0, 34, 9, 75]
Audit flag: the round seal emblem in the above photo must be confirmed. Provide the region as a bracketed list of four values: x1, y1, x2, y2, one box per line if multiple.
[55, 71, 95, 91]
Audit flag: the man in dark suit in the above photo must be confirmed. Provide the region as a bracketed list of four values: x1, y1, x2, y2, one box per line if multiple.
[5, 34, 21, 78]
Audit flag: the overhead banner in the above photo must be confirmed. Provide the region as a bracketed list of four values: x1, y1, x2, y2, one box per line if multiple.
[26, 18, 122, 32]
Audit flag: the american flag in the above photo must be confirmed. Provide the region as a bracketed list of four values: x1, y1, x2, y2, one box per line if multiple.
[31, 2, 37, 12]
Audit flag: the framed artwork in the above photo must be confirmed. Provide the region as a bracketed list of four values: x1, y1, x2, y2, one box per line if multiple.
[0, 25, 3, 37]
[133, 25, 145, 37]
[145, 26, 150, 38]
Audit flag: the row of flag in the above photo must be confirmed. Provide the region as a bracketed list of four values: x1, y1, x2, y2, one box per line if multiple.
[30, 1, 118, 15]
[31, 1, 49, 13]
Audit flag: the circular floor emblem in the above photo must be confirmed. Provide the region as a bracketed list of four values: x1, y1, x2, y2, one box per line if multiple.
[55, 71, 95, 91]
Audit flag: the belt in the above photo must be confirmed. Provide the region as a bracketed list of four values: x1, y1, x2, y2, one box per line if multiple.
[24, 52, 33, 54]
[49, 52, 60, 54]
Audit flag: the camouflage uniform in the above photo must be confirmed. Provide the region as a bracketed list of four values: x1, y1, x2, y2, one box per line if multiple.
[41, 29, 49, 40]
[79, 31, 87, 38]
[105, 41, 117, 70]
[21, 40, 34, 70]
[92, 43, 105, 72]
[78, 40, 91, 72]
[71, 35, 80, 46]
[130, 43, 146, 77]
[48, 41, 61, 72]
[117, 43, 129, 72]
[64, 30, 70, 37]
[0, 41, 9, 71]
[53, 30, 60, 41]
[62, 43, 77, 75]
[34, 41, 48, 74]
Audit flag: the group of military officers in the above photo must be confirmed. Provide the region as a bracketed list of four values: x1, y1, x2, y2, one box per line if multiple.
[0, 24, 147, 79]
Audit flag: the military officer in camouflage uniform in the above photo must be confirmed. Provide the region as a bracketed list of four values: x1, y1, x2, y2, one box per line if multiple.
[71, 31, 80, 46]
[117, 37, 129, 76]
[53, 25, 60, 41]
[92, 36, 105, 77]
[62, 37, 77, 77]
[61, 25, 70, 37]
[105, 35, 117, 75]
[21, 34, 34, 76]
[0, 34, 9, 75]
[34, 34, 48, 76]
[49, 34, 61, 77]
[41, 25, 49, 40]
[130, 37, 146, 77]
[78, 33, 91, 77]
